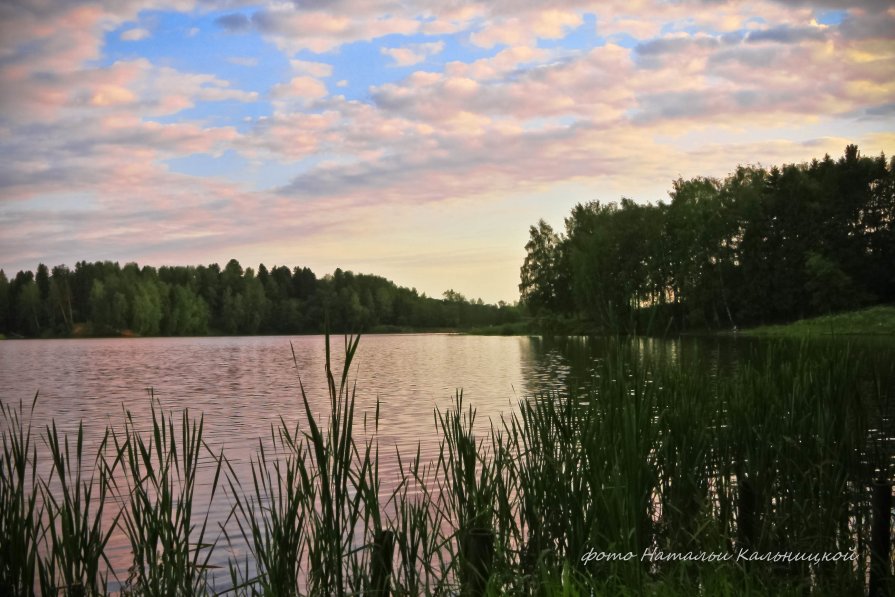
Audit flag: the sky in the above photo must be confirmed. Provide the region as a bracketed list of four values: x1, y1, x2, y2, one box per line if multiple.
[1, 0, 893, 303]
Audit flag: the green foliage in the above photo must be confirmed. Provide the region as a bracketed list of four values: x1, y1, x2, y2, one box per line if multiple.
[521, 146, 895, 332]
[165, 285, 209, 336]
[15, 278, 42, 337]
[804, 251, 867, 314]
[2, 260, 521, 338]
[131, 280, 163, 336]
[520, 220, 569, 316]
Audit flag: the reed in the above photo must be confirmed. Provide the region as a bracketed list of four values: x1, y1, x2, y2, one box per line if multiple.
[111, 398, 225, 595]
[38, 420, 119, 595]
[0, 395, 41, 595]
[387, 442, 450, 595]
[435, 393, 498, 595]
[224, 421, 310, 595]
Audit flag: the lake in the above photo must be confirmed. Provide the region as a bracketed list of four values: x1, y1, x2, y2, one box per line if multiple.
[0, 333, 809, 465]
[0, 334, 590, 463]
[2, 333, 892, 591]
[0, 333, 601, 589]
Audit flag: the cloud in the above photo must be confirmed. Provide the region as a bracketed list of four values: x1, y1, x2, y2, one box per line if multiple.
[290, 59, 333, 78]
[271, 76, 328, 99]
[761, 0, 892, 12]
[222, 6, 422, 54]
[745, 24, 827, 44]
[708, 46, 781, 67]
[0, 56, 258, 125]
[851, 101, 895, 120]
[215, 12, 252, 33]
[381, 41, 445, 67]
[470, 9, 583, 48]
[445, 45, 550, 80]
[635, 35, 719, 56]
[121, 27, 151, 41]
[838, 9, 895, 40]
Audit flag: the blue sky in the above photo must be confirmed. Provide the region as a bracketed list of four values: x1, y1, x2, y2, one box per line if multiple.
[1, 0, 893, 302]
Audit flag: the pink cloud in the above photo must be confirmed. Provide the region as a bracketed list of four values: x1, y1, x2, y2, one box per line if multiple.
[470, 9, 584, 48]
[247, 7, 421, 54]
[290, 59, 333, 78]
[381, 41, 445, 67]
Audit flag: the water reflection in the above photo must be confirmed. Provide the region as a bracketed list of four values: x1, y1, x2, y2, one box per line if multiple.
[3, 333, 892, 465]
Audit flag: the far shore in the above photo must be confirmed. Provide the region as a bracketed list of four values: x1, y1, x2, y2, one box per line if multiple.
[4, 305, 894, 341]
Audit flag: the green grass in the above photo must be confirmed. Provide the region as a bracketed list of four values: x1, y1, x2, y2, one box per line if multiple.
[743, 305, 895, 337]
[1, 335, 892, 595]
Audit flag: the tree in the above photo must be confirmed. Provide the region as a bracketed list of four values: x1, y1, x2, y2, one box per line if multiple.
[220, 288, 244, 335]
[89, 279, 108, 332]
[521, 145, 893, 331]
[443, 289, 467, 303]
[519, 219, 565, 315]
[0, 270, 9, 334]
[131, 279, 163, 335]
[15, 280, 41, 336]
[804, 252, 865, 314]
[241, 269, 268, 334]
[165, 286, 209, 335]
[49, 265, 74, 331]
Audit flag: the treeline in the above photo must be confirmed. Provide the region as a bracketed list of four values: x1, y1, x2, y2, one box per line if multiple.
[0, 260, 520, 337]
[520, 145, 895, 332]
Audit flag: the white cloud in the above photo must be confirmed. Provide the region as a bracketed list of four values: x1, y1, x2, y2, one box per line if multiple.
[381, 41, 445, 67]
[120, 27, 151, 41]
[290, 59, 333, 78]
[248, 7, 420, 54]
[271, 76, 328, 100]
[470, 9, 583, 48]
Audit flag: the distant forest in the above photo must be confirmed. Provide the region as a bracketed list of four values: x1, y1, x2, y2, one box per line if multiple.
[520, 145, 895, 332]
[0, 261, 520, 338]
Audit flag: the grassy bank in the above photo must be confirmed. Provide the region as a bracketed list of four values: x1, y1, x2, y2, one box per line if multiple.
[2, 337, 893, 595]
[742, 305, 895, 337]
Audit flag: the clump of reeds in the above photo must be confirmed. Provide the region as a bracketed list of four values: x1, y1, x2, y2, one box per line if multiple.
[111, 398, 225, 595]
[38, 420, 119, 596]
[1, 393, 225, 595]
[0, 395, 42, 595]
[226, 334, 416, 596]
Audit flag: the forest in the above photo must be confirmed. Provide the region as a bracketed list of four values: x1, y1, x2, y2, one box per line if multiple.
[520, 145, 895, 333]
[0, 260, 520, 337]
